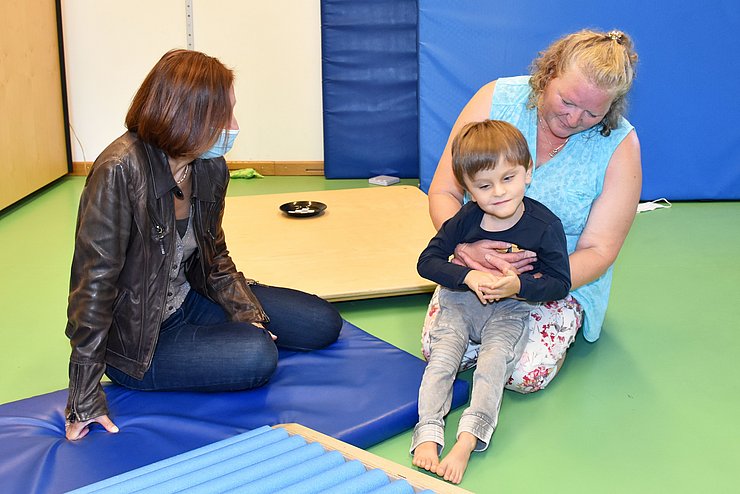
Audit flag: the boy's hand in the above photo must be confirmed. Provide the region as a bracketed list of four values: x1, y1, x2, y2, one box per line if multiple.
[463, 270, 502, 304]
[483, 270, 520, 301]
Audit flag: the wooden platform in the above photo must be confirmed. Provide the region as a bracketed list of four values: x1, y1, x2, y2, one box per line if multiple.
[222, 186, 437, 301]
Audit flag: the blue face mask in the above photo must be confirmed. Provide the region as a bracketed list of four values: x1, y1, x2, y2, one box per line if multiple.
[200, 129, 239, 159]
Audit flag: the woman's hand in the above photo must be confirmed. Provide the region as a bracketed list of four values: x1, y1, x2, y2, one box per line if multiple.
[252, 322, 277, 340]
[65, 414, 118, 441]
[453, 240, 536, 275]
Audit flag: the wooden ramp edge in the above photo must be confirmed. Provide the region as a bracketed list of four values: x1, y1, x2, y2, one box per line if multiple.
[276, 423, 473, 494]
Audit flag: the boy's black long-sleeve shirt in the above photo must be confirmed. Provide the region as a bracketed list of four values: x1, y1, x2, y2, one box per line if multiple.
[418, 197, 571, 302]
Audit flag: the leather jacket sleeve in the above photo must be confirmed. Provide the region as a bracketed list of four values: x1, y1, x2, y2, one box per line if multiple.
[64, 158, 132, 422]
[203, 168, 269, 324]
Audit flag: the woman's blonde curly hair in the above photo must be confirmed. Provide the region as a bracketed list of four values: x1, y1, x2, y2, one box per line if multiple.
[527, 29, 638, 136]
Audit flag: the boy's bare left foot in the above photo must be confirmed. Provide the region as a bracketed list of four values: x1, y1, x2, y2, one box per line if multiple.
[412, 441, 440, 473]
[436, 431, 478, 484]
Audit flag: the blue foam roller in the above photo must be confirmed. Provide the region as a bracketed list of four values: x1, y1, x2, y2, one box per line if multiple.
[72, 427, 278, 493]
[219, 449, 347, 494]
[368, 479, 416, 494]
[273, 459, 368, 494]
[76, 428, 291, 494]
[178, 442, 326, 494]
[322, 468, 390, 494]
[134, 435, 307, 494]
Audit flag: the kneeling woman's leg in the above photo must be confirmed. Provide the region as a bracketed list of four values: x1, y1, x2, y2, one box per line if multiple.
[107, 290, 278, 391]
[505, 295, 583, 393]
[249, 283, 342, 351]
[421, 290, 583, 393]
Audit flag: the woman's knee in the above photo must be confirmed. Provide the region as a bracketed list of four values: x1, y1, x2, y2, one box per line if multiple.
[505, 354, 565, 394]
[233, 334, 279, 388]
[253, 285, 342, 350]
[213, 325, 279, 389]
[309, 299, 343, 349]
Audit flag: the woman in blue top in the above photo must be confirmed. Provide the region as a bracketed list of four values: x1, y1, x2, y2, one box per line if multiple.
[423, 29, 641, 393]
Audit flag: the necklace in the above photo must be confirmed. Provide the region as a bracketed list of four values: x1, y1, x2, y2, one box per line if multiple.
[174, 164, 190, 185]
[538, 117, 569, 158]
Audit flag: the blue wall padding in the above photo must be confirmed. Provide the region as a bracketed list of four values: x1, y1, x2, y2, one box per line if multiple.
[0, 321, 468, 494]
[418, 0, 740, 200]
[321, 0, 419, 178]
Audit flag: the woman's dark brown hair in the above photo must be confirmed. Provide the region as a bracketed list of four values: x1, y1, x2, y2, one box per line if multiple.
[126, 49, 234, 158]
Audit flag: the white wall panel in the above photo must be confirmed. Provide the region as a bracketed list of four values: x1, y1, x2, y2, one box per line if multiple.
[61, 0, 323, 162]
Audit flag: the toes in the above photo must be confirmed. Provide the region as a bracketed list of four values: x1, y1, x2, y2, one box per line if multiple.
[413, 457, 432, 471]
[444, 467, 460, 484]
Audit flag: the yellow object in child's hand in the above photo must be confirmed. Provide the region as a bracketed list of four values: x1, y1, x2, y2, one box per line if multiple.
[494, 243, 521, 254]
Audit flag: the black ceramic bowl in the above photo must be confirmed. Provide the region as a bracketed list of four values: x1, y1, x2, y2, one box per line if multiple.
[279, 201, 327, 218]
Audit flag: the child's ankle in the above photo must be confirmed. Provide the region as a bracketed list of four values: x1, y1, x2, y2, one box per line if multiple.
[457, 431, 478, 451]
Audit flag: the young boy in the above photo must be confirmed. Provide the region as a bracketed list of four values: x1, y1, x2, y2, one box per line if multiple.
[412, 120, 571, 484]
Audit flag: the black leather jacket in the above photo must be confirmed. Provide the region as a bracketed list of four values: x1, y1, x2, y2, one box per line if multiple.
[65, 132, 268, 423]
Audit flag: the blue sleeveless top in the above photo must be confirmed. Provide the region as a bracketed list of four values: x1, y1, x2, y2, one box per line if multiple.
[488, 76, 633, 341]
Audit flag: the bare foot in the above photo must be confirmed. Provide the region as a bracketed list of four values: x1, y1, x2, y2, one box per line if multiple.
[412, 441, 440, 473]
[436, 432, 477, 484]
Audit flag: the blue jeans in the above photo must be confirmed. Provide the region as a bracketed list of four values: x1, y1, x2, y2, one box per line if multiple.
[106, 284, 342, 392]
[411, 289, 530, 454]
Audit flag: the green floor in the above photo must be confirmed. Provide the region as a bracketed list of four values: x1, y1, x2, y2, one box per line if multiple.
[1, 176, 738, 493]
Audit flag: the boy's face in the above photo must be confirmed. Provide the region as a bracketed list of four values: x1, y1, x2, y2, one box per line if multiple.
[463, 160, 532, 221]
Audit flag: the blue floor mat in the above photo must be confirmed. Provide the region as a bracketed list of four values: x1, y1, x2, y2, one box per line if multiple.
[0, 321, 468, 494]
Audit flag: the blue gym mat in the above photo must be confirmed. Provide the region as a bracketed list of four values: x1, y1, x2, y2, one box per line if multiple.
[0, 321, 469, 494]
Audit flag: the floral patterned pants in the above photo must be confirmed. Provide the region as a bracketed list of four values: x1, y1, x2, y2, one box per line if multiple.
[421, 287, 583, 393]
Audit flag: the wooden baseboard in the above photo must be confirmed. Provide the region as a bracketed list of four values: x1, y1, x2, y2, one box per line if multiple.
[70, 160, 324, 176]
[228, 161, 324, 176]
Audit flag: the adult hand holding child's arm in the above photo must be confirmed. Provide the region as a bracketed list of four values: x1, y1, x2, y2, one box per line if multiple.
[453, 240, 536, 274]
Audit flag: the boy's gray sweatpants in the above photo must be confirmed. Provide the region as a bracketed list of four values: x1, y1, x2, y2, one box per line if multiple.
[411, 288, 531, 453]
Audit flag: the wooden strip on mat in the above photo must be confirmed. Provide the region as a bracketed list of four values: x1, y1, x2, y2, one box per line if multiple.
[277, 423, 473, 494]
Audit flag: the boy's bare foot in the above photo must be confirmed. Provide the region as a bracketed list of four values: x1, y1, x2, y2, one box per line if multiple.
[436, 431, 478, 484]
[412, 441, 440, 473]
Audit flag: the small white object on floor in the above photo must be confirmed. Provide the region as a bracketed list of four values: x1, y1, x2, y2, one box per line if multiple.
[637, 198, 672, 213]
[369, 175, 400, 186]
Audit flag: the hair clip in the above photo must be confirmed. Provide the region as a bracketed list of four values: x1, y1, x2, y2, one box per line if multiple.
[607, 30, 624, 44]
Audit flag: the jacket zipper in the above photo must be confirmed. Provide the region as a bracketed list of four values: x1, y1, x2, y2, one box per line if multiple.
[67, 363, 82, 422]
[193, 199, 210, 285]
[145, 202, 174, 370]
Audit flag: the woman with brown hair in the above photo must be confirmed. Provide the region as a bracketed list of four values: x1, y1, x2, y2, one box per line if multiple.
[64, 50, 342, 441]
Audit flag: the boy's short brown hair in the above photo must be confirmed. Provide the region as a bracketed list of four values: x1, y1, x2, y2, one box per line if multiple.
[125, 49, 234, 158]
[451, 119, 532, 188]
